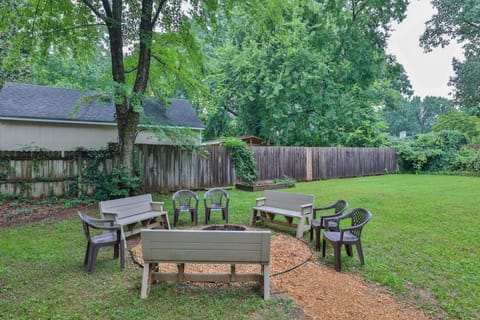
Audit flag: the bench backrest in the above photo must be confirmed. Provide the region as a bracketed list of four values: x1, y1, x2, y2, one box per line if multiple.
[141, 229, 271, 264]
[100, 194, 153, 219]
[264, 190, 314, 211]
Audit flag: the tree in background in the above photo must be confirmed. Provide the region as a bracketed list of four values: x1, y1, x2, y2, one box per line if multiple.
[421, 0, 480, 115]
[433, 110, 480, 143]
[382, 96, 455, 137]
[203, 0, 408, 146]
[450, 53, 480, 115]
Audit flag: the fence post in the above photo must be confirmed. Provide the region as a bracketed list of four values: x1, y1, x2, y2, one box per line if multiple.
[306, 147, 313, 181]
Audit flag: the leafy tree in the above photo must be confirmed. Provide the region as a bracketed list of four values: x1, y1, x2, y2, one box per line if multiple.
[204, 0, 408, 146]
[450, 53, 480, 114]
[433, 110, 480, 143]
[0, 1, 33, 84]
[1, 1, 227, 174]
[382, 96, 454, 137]
[420, 0, 480, 114]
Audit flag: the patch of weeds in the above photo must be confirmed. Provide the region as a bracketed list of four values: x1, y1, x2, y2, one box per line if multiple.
[63, 198, 84, 209]
[36, 199, 54, 206]
[19, 198, 35, 205]
[7, 201, 19, 208]
[5, 207, 36, 219]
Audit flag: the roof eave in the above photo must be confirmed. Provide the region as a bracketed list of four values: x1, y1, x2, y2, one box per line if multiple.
[0, 116, 116, 126]
[0, 116, 205, 130]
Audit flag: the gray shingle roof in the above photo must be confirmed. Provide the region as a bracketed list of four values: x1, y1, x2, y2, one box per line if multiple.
[0, 82, 204, 129]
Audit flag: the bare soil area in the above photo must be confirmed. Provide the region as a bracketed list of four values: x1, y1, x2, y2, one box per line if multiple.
[1, 201, 431, 320]
[0, 199, 87, 227]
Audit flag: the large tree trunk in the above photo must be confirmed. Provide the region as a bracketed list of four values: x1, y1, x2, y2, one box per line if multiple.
[102, 0, 133, 169]
[104, 0, 154, 172]
[121, 0, 155, 171]
[86, 0, 156, 173]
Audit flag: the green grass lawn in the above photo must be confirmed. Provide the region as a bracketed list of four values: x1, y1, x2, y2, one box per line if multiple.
[1, 174, 479, 319]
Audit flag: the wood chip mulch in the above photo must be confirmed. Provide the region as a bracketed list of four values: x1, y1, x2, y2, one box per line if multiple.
[129, 232, 430, 320]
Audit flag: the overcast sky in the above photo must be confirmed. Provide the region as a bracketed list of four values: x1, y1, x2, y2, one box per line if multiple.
[387, 0, 464, 99]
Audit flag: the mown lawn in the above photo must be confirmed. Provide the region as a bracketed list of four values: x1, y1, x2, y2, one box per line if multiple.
[1, 174, 478, 319]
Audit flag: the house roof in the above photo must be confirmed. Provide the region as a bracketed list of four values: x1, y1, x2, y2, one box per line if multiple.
[0, 82, 204, 129]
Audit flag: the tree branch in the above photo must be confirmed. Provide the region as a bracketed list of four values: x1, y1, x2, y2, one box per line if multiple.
[125, 66, 139, 73]
[352, 0, 368, 22]
[464, 20, 480, 31]
[29, 0, 43, 37]
[81, 0, 108, 21]
[224, 105, 239, 117]
[49, 23, 105, 34]
[152, 0, 168, 25]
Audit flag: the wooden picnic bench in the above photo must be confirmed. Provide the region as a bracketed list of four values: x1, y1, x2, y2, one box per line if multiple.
[140, 229, 271, 300]
[99, 194, 170, 245]
[250, 190, 314, 239]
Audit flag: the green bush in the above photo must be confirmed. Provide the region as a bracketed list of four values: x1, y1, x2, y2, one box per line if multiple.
[97, 166, 142, 200]
[223, 137, 258, 185]
[394, 134, 442, 172]
[77, 151, 142, 201]
[393, 130, 471, 173]
[452, 147, 480, 173]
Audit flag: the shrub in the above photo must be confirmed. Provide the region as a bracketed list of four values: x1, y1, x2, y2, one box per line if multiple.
[223, 137, 258, 185]
[393, 130, 470, 173]
[452, 147, 480, 174]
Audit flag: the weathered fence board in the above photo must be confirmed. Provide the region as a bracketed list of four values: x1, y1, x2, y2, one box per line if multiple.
[138, 145, 235, 193]
[252, 147, 397, 182]
[0, 146, 397, 198]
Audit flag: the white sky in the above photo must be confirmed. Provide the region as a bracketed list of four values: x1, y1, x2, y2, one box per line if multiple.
[387, 0, 464, 99]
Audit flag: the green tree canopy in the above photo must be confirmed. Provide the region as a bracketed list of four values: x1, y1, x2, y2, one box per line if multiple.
[433, 110, 480, 143]
[382, 96, 455, 137]
[421, 0, 480, 114]
[204, 0, 408, 146]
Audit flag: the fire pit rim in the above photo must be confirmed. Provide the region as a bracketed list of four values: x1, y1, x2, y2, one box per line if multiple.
[200, 224, 248, 231]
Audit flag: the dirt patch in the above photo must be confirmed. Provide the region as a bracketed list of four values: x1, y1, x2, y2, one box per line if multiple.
[0, 199, 89, 227]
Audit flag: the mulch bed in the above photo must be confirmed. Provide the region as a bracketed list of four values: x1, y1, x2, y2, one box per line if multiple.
[1, 203, 431, 319]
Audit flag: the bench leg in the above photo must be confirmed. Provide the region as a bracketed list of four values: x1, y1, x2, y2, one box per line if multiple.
[177, 263, 185, 281]
[250, 209, 258, 226]
[121, 228, 127, 250]
[296, 217, 305, 239]
[263, 264, 270, 300]
[141, 262, 152, 299]
[162, 213, 171, 229]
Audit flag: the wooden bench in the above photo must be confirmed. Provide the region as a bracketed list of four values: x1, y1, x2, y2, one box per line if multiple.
[99, 194, 170, 245]
[250, 190, 314, 239]
[140, 229, 271, 300]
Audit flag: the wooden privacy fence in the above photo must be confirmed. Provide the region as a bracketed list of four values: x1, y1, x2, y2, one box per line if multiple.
[0, 146, 397, 197]
[138, 145, 235, 193]
[251, 147, 398, 182]
[0, 150, 118, 198]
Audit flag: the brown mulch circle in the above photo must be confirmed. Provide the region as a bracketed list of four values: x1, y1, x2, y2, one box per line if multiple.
[129, 232, 430, 320]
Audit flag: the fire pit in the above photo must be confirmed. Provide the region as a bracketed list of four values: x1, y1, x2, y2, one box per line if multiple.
[201, 224, 247, 231]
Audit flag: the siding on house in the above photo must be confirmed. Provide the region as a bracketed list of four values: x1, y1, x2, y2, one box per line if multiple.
[0, 82, 204, 151]
[0, 119, 118, 151]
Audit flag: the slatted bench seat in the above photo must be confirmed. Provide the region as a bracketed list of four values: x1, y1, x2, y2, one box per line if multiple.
[99, 194, 170, 245]
[250, 190, 314, 239]
[140, 229, 271, 300]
